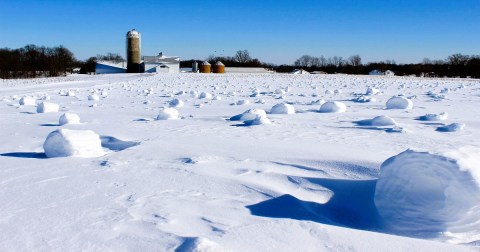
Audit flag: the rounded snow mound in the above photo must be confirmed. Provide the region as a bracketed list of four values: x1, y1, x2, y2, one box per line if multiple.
[236, 99, 250, 105]
[169, 98, 184, 108]
[43, 129, 105, 158]
[156, 108, 179, 120]
[19, 96, 36, 106]
[319, 101, 346, 113]
[199, 92, 212, 99]
[386, 96, 413, 109]
[59, 112, 80, 125]
[37, 102, 59, 113]
[371, 116, 397, 126]
[437, 123, 465, 132]
[230, 108, 267, 121]
[244, 115, 272, 126]
[374, 148, 480, 243]
[419, 112, 448, 121]
[88, 94, 100, 101]
[270, 103, 295, 114]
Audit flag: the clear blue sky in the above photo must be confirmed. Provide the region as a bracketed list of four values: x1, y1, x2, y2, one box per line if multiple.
[1, 0, 479, 64]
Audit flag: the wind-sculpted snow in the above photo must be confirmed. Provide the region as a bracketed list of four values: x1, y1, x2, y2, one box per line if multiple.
[375, 148, 480, 243]
[0, 73, 479, 251]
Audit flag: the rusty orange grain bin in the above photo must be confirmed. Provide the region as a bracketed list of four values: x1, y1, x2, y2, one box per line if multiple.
[213, 61, 225, 73]
[199, 61, 211, 73]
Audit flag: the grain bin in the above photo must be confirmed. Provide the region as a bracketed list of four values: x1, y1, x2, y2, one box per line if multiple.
[192, 61, 198, 73]
[213, 61, 225, 74]
[126, 29, 142, 73]
[199, 61, 211, 73]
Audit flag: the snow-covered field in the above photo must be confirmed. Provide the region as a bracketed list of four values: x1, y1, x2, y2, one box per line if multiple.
[1, 73, 479, 251]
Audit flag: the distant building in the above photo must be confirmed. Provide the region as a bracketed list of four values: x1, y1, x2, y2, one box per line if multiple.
[369, 69, 384, 75]
[143, 52, 180, 73]
[291, 69, 310, 74]
[95, 29, 180, 74]
[385, 70, 395, 76]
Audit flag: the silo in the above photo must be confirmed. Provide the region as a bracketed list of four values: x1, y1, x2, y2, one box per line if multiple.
[213, 61, 225, 74]
[126, 29, 142, 73]
[192, 61, 198, 73]
[199, 61, 211, 73]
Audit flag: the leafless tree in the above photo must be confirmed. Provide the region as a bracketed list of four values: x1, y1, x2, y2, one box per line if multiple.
[234, 50, 252, 64]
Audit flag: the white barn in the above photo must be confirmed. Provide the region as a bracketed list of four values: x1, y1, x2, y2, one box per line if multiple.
[95, 61, 127, 74]
[143, 53, 180, 73]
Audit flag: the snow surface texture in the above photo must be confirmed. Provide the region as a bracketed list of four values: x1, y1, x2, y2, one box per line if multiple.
[375, 148, 480, 244]
[43, 129, 105, 158]
[0, 73, 479, 251]
[386, 96, 413, 109]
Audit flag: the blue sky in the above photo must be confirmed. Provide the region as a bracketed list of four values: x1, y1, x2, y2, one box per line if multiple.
[0, 0, 479, 64]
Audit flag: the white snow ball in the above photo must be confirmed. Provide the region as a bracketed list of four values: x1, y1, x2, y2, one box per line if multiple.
[66, 90, 76, 97]
[275, 89, 286, 95]
[59, 112, 80, 125]
[353, 96, 376, 103]
[101, 90, 108, 96]
[88, 94, 100, 101]
[213, 95, 222, 100]
[374, 148, 480, 242]
[199, 92, 212, 99]
[41, 94, 51, 100]
[37, 102, 59, 113]
[270, 103, 295, 114]
[19, 96, 36, 106]
[437, 123, 465, 132]
[319, 101, 347, 113]
[325, 90, 334, 95]
[386, 96, 413, 109]
[236, 99, 250, 105]
[230, 108, 267, 121]
[419, 112, 448, 121]
[366, 87, 380, 95]
[334, 89, 342, 95]
[169, 98, 184, 108]
[156, 107, 179, 120]
[43, 129, 105, 158]
[370, 116, 397, 126]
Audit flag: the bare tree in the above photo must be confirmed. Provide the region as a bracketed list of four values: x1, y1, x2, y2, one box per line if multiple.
[348, 55, 362, 67]
[234, 50, 252, 64]
[294, 55, 314, 67]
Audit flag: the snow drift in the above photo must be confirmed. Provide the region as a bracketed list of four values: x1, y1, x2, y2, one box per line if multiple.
[374, 148, 480, 243]
[43, 129, 105, 158]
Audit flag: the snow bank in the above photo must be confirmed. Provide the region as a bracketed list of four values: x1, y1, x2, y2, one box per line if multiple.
[230, 109, 267, 121]
[374, 148, 480, 243]
[319, 101, 347, 113]
[386, 96, 413, 109]
[37, 102, 59, 113]
[19, 96, 36, 106]
[59, 113, 80, 125]
[169, 98, 184, 108]
[43, 129, 105, 158]
[156, 108, 179, 120]
[270, 103, 295, 114]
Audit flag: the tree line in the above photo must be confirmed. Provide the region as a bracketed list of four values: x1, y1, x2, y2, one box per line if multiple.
[279, 53, 480, 78]
[0, 44, 77, 79]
